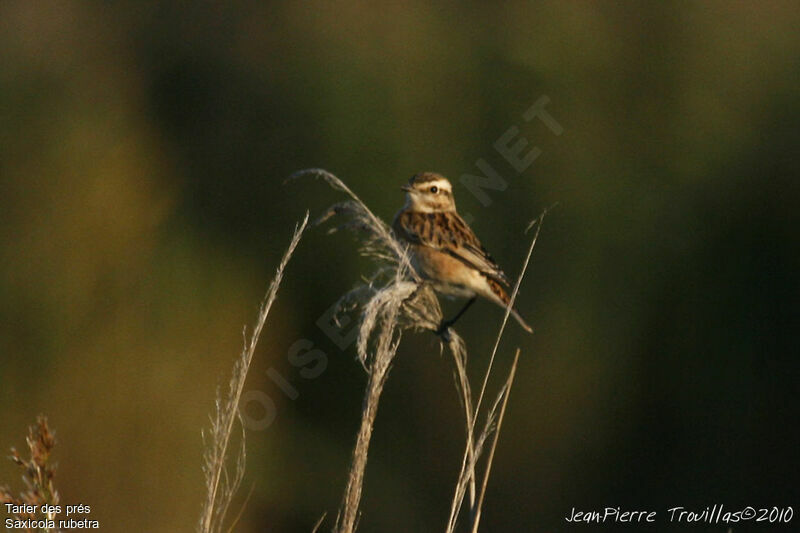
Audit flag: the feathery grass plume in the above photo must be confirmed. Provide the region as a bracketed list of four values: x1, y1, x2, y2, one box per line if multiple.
[446, 212, 548, 533]
[290, 169, 477, 533]
[197, 213, 309, 533]
[1, 416, 61, 531]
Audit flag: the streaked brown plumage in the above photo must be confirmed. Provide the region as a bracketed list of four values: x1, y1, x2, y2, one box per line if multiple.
[392, 172, 532, 333]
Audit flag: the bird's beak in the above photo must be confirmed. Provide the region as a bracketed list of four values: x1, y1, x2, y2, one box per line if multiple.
[400, 185, 412, 192]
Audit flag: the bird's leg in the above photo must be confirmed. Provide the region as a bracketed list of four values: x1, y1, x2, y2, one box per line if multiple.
[436, 296, 477, 335]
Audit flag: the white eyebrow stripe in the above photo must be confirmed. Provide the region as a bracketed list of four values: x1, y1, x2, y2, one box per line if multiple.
[421, 179, 452, 192]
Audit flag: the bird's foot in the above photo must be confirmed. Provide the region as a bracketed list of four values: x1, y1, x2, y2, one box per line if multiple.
[435, 320, 453, 341]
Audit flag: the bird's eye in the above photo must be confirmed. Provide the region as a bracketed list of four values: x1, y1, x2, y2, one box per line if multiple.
[430, 186, 438, 194]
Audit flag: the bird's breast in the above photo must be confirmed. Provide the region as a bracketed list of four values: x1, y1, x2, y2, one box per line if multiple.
[409, 245, 483, 297]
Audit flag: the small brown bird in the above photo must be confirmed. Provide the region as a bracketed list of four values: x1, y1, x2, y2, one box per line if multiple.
[392, 172, 533, 333]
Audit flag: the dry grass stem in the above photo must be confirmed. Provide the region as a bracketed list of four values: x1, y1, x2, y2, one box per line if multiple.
[470, 348, 521, 533]
[198, 213, 309, 533]
[446, 211, 547, 533]
[311, 512, 328, 533]
[474, 212, 546, 422]
[447, 377, 505, 533]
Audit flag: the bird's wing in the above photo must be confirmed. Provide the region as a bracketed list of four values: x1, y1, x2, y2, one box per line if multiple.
[394, 211, 510, 286]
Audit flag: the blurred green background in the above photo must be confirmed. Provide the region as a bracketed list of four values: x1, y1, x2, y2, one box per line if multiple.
[1, 2, 798, 532]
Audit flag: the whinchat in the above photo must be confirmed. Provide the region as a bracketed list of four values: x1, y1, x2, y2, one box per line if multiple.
[392, 172, 533, 333]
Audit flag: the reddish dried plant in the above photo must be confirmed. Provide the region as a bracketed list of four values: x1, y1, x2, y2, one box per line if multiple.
[1, 416, 60, 531]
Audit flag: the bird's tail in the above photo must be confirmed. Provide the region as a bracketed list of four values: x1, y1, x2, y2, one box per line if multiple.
[509, 307, 533, 333]
[485, 277, 533, 334]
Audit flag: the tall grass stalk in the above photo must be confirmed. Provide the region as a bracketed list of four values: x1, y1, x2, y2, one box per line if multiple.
[447, 211, 546, 533]
[198, 213, 309, 533]
[470, 348, 520, 533]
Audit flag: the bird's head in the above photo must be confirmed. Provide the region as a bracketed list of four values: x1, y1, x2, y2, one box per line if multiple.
[401, 172, 456, 212]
